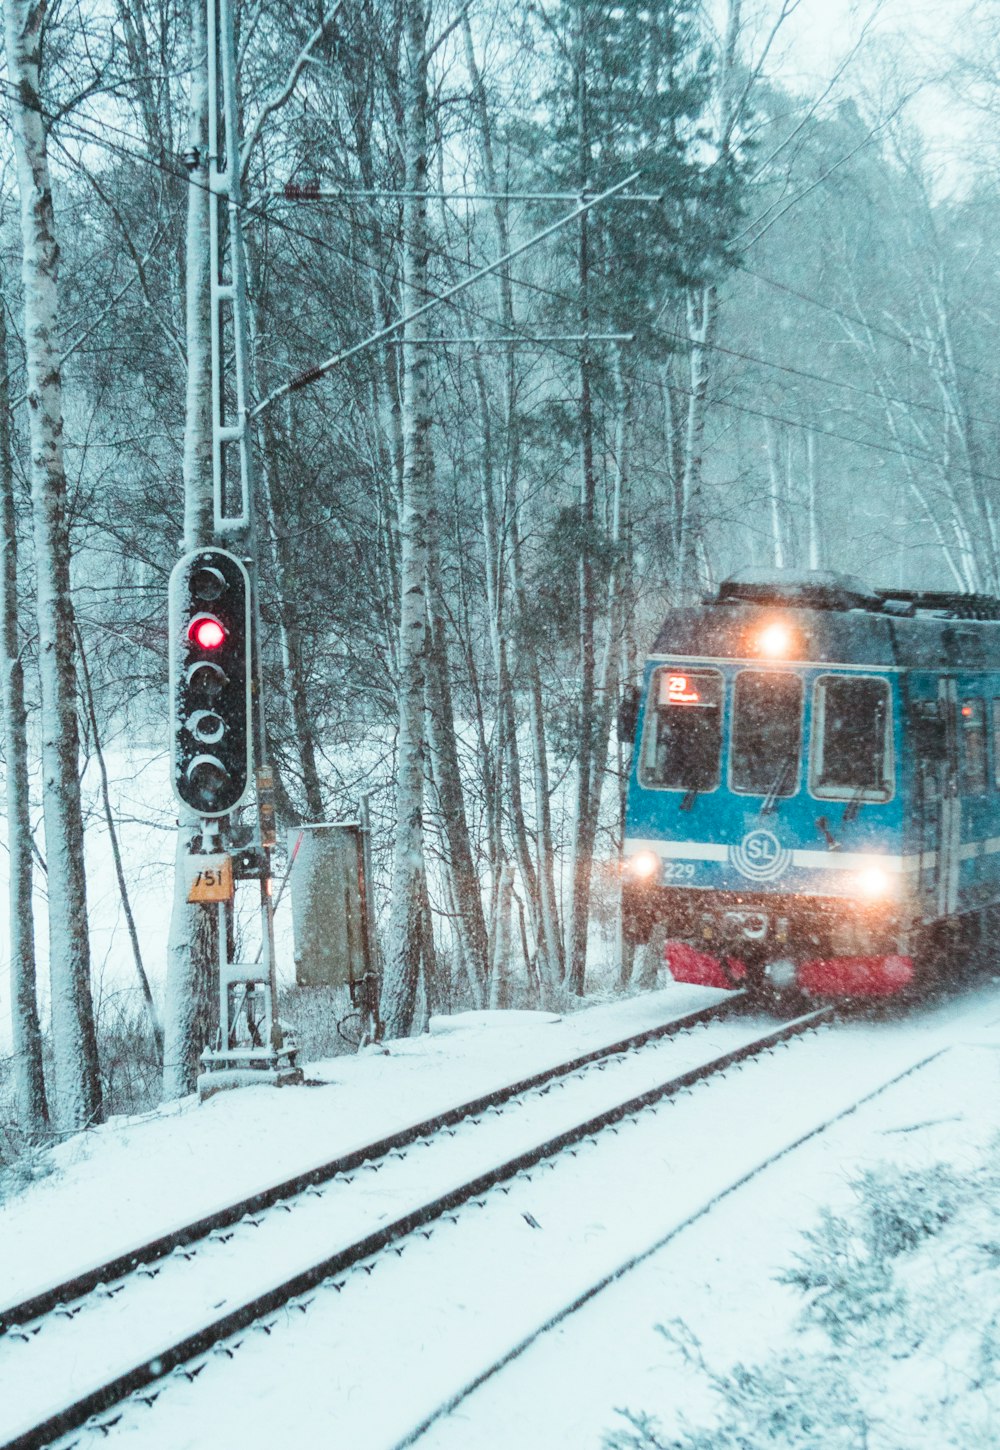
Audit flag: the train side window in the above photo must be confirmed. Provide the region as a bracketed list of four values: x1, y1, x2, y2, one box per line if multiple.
[959, 698, 987, 793]
[810, 675, 893, 802]
[640, 668, 723, 793]
[730, 671, 803, 797]
[992, 699, 1000, 787]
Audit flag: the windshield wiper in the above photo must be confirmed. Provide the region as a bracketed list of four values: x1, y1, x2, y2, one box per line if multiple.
[843, 762, 887, 822]
[844, 706, 887, 822]
[760, 752, 796, 816]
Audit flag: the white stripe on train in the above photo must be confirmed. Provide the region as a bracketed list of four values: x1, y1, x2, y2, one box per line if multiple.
[625, 836, 1000, 872]
[623, 837, 934, 873]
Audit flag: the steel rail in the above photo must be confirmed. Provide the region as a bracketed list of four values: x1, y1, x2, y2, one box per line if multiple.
[1, 1006, 832, 1450]
[394, 1040, 945, 1450]
[0, 996, 743, 1336]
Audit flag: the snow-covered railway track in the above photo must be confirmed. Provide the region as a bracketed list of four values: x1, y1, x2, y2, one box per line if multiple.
[0, 1004, 832, 1450]
[0, 996, 738, 1340]
[43, 995, 983, 1450]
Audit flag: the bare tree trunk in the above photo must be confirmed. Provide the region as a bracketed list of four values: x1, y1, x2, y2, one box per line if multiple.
[575, 352, 631, 996]
[469, 356, 553, 999]
[245, 236, 325, 821]
[674, 0, 747, 600]
[0, 263, 48, 1136]
[463, 21, 562, 1002]
[381, 0, 431, 1039]
[256, 409, 325, 820]
[163, 0, 216, 1098]
[676, 283, 717, 596]
[489, 861, 514, 1010]
[466, 359, 504, 932]
[419, 871, 447, 1020]
[335, 17, 405, 685]
[514, 540, 564, 1006]
[4, 0, 102, 1131]
[423, 579, 488, 1007]
[661, 356, 686, 568]
[76, 629, 163, 1067]
[617, 506, 638, 993]
[806, 430, 821, 570]
[566, 0, 597, 995]
[764, 417, 786, 569]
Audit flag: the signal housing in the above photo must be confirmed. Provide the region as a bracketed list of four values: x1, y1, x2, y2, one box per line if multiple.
[169, 547, 253, 817]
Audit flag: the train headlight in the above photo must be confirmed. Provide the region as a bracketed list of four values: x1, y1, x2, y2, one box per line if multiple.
[627, 850, 660, 881]
[758, 621, 792, 656]
[858, 864, 892, 899]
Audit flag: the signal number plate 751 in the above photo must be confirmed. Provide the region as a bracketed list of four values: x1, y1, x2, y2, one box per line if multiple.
[186, 852, 235, 903]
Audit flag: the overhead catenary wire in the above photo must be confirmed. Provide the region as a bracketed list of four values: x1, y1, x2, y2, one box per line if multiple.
[260, 342, 1000, 554]
[5, 82, 1000, 494]
[685, 388, 1000, 488]
[645, 320, 1000, 439]
[10, 76, 1000, 398]
[0, 84, 648, 382]
[742, 265, 1000, 394]
[9, 73, 989, 428]
[275, 187, 667, 202]
[385, 333, 635, 345]
[248, 169, 642, 415]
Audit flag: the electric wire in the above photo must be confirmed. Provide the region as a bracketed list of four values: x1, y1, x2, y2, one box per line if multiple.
[742, 264, 1000, 393]
[3, 73, 984, 442]
[646, 320, 1000, 438]
[5, 80, 1000, 494]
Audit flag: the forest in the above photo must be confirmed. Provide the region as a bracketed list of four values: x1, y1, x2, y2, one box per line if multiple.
[2, 0, 999, 1140]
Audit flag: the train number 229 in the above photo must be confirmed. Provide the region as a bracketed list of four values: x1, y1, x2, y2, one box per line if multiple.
[662, 861, 696, 880]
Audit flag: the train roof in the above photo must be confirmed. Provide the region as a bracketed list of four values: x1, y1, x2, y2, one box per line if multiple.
[650, 570, 1000, 670]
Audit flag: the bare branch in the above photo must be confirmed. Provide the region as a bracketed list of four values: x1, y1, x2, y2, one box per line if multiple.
[240, 3, 345, 178]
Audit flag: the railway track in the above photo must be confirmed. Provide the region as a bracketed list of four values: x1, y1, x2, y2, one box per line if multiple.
[73, 989, 984, 1450]
[0, 1000, 832, 1450]
[1, 994, 739, 1336]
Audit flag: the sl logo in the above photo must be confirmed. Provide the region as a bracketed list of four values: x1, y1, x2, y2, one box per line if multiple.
[729, 828, 792, 882]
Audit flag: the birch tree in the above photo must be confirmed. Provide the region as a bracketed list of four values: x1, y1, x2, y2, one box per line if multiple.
[462, 15, 564, 1004]
[0, 259, 48, 1136]
[380, 0, 432, 1037]
[3, 0, 102, 1129]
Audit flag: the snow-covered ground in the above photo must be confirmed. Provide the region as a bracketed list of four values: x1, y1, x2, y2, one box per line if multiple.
[421, 990, 1000, 1449]
[0, 985, 723, 1307]
[2, 979, 998, 1449]
[0, 747, 178, 1056]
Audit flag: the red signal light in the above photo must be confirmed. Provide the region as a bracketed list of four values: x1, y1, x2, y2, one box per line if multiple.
[189, 615, 226, 650]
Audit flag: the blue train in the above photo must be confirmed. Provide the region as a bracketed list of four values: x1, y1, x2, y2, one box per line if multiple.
[620, 570, 1000, 998]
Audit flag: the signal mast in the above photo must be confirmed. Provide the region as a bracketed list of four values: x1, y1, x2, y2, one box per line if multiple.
[168, 0, 299, 1095]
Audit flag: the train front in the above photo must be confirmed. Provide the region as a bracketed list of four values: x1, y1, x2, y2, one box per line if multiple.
[621, 574, 913, 997]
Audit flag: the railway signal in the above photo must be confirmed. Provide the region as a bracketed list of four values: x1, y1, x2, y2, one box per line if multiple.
[169, 547, 252, 817]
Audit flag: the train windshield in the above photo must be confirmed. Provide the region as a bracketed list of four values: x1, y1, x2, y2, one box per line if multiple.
[641, 668, 723, 793]
[811, 675, 893, 801]
[730, 671, 803, 797]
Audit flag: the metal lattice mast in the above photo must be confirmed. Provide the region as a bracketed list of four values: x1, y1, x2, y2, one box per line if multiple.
[207, 0, 252, 534]
[204, 0, 285, 1066]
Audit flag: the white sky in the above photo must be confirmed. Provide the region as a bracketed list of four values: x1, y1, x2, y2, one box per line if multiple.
[740, 0, 993, 191]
